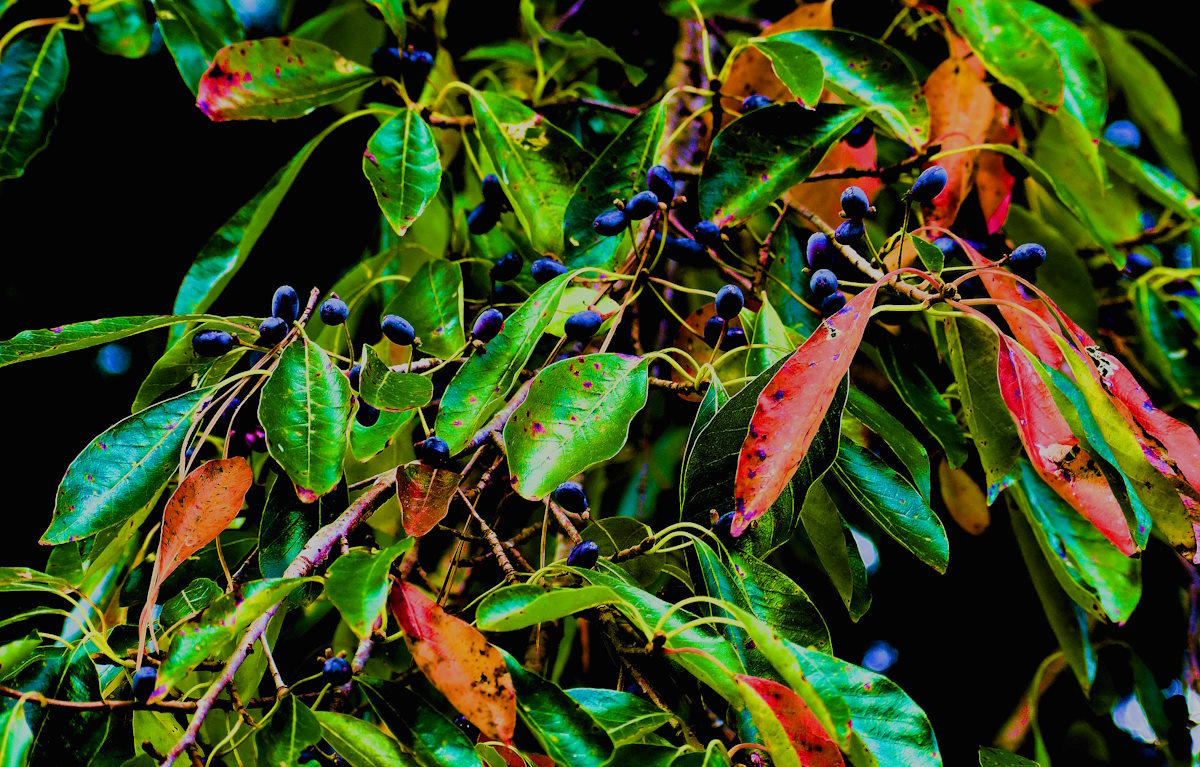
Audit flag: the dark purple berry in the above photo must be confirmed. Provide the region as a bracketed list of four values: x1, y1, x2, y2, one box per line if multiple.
[564, 310, 603, 341]
[567, 539, 600, 568]
[401, 48, 434, 96]
[932, 236, 960, 261]
[370, 46, 404, 79]
[271, 285, 300, 323]
[1008, 242, 1047, 270]
[741, 94, 772, 112]
[319, 298, 349, 325]
[646, 165, 675, 206]
[714, 511, 735, 539]
[693, 220, 722, 247]
[1125, 252, 1153, 277]
[347, 364, 361, 390]
[132, 666, 157, 702]
[258, 316, 288, 346]
[418, 436, 450, 466]
[715, 284, 744, 320]
[381, 314, 416, 345]
[531, 257, 569, 284]
[624, 190, 659, 220]
[193, 330, 234, 357]
[322, 656, 353, 685]
[809, 269, 838, 299]
[553, 481, 588, 513]
[723, 327, 747, 348]
[820, 291, 847, 317]
[840, 186, 870, 219]
[910, 166, 948, 202]
[844, 121, 873, 148]
[482, 174, 510, 211]
[806, 232, 833, 270]
[244, 428, 268, 453]
[834, 219, 864, 245]
[704, 316, 725, 347]
[356, 400, 380, 428]
[1164, 279, 1199, 298]
[654, 234, 705, 262]
[1104, 120, 1141, 150]
[468, 202, 500, 235]
[472, 308, 505, 342]
[593, 208, 628, 236]
[490, 252, 522, 282]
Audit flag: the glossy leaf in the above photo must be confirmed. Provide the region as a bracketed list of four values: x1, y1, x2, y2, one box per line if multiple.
[315, 711, 418, 767]
[922, 55, 994, 228]
[0, 314, 239, 368]
[734, 283, 881, 535]
[519, 0, 644, 84]
[910, 236, 945, 274]
[749, 37, 825, 107]
[436, 272, 573, 453]
[0, 29, 68, 181]
[470, 90, 592, 254]
[361, 683, 479, 767]
[736, 675, 845, 767]
[365, 0, 404, 44]
[350, 406, 414, 461]
[259, 337, 353, 501]
[381, 259, 466, 360]
[395, 461, 461, 537]
[844, 387, 931, 502]
[545, 287, 621, 337]
[256, 694, 320, 767]
[157, 577, 222, 628]
[766, 30, 929, 146]
[1102, 144, 1200, 224]
[326, 538, 414, 638]
[155, 457, 253, 583]
[683, 376, 728, 478]
[42, 387, 209, 544]
[506, 354, 649, 500]
[566, 688, 673, 744]
[477, 584, 621, 632]
[359, 345, 433, 412]
[153, 0, 244, 92]
[979, 747, 1040, 767]
[946, 0, 1064, 111]
[701, 103, 864, 227]
[0, 704, 31, 765]
[875, 338, 969, 468]
[746, 296, 792, 378]
[799, 481, 871, 620]
[86, 0, 152, 58]
[1013, 0, 1105, 133]
[364, 109, 442, 236]
[503, 650, 614, 767]
[133, 317, 255, 412]
[720, 1, 834, 111]
[389, 580, 517, 741]
[563, 102, 666, 269]
[259, 477, 342, 588]
[196, 37, 377, 121]
[730, 553, 829, 651]
[4, 647, 108, 764]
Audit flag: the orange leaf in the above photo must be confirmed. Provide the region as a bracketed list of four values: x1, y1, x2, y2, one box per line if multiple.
[157, 457, 253, 582]
[738, 675, 845, 766]
[396, 462, 462, 537]
[962, 242, 1065, 370]
[996, 335, 1136, 554]
[976, 104, 1019, 234]
[720, 0, 834, 114]
[922, 56, 994, 228]
[788, 138, 883, 231]
[389, 580, 517, 742]
[938, 459, 989, 535]
[734, 283, 882, 535]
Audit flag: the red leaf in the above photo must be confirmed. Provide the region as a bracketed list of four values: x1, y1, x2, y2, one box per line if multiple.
[155, 457, 254, 581]
[922, 55, 994, 228]
[734, 284, 881, 535]
[396, 462, 462, 537]
[738, 675, 845, 766]
[976, 104, 1019, 234]
[996, 335, 1136, 554]
[389, 580, 517, 742]
[962, 243, 1065, 369]
[492, 746, 555, 767]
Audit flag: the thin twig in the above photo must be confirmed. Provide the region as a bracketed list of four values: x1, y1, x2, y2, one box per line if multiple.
[460, 490, 520, 583]
[260, 636, 287, 698]
[751, 203, 789, 294]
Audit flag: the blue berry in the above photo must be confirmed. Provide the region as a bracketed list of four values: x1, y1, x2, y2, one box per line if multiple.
[132, 666, 157, 702]
[1104, 120, 1141, 150]
[806, 232, 833, 269]
[910, 165, 948, 202]
[693, 220, 722, 247]
[564, 310, 603, 341]
[820, 291, 847, 317]
[1164, 280, 1199, 298]
[624, 190, 659, 221]
[715, 285, 744, 320]
[593, 208, 628, 235]
[741, 94, 772, 112]
[1171, 244, 1193, 269]
[418, 436, 450, 465]
[932, 236, 961, 261]
[840, 186, 870, 220]
[567, 540, 600, 568]
[553, 481, 588, 513]
[809, 269, 838, 299]
[381, 314, 416, 345]
[1125, 252, 1153, 277]
[193, 330, 234, 357]
[714, 511, 735, 539]
[490, 251, 522, 282]
[834, 219, 864, 245]
[258, 316, 288, 346]
[347, 364, 361, 390]
[319, 298, 349, 325]
[472, 308, 505, 343]
[531, 257, 569, 284]
[1008, 242, 1047, 270]
[468, 202, 500, 234]
[356, 400, 380, 428]
[844, 121, 873, 148]
[322, 656, 353, 685]
[723, 327, 747, 348]
[654, 234, 704, 262]
[646, 165, 675, 205]
[481, 174, 510, 211]
[703, 316, 725, 347]
[272, 285, 300, 323]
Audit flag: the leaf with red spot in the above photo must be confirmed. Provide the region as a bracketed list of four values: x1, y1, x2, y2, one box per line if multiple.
[736, 675, 845, 767]
[196, 37, 377, 121]
[922, 55, 994, 229]
[389, 581, 517, 742]
[396, 462, 462, 537]
[734, 283, 881, 535]
[975, 104, 1019, 234]
[995, 334, 1136, 554]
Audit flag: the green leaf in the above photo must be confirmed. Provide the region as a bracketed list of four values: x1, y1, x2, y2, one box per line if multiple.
[157, 577, 222, 628]
[670, 744, 733, 767]
[947, 0, 1064, 112]
[729, 553, 829, 652]
[0, 634, 40, 684]
[519, 0, 644, 85]
[364, 0, 404, 44]
[477, 584, 621, 632]
[85, 0, 153, 58]
[0, 704, 31, 766]
[436, 271, 573, 453]
[749, 38, 824, 107]
[4, 647, 108, 765]
[502, 650, 615, 767]
[581, 517, 665, 589]
[910, 236, 944, 274]
[1012, 0, 1105, 133]
[979, 747, 1040, 766]
[683, 377, 728, 477]
[470, 90, 593, 254]
[561, 99, 664, 268]
[1132, 279, 1200, 407]
[832, 438, 948, 573]
[798, 481, 871, 620]
[196, 37, 377, 121]
[361, 683, 478, 767]
[42, 387, 209, 544]
[325, 538, 414, 638]
[944, 316, 1019, 501]
[873, 339, 969, 469]
[766, 224, 824, 338]
[350, 407, 414, 460]
[256, 695, 320, 767]
[364, 109, 442, 236]
[133, 317, 256, 412]
[259, 337, 353, 501]
[380, 259, 466, 359]
[153, 0, 244, 92]
[0, 314, 235, 368]
[844, 387, 931, 502]
[545, 287, 621, 337]
[1101, 143, 1200, 224]
[746, 296, 792, 378]
[315, 711, 418, 767]
[0, 29, 68, 181]
[359, 346, 434, 412]
[700, 103, 865, 226]
[506, 353, 649, 500]
[259, 477, 342, 591]
[566, 688, 673, 744]
[763, 30, 929, 146]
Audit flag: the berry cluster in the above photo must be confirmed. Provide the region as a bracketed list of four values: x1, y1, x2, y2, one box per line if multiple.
[703, 284, 747, 348]
[805, 232, 845, 317]
[592, 164, 676, 237]
[468, 174, 513, 235]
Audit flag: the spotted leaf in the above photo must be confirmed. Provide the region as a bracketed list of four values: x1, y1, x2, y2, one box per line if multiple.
[736, 675, 845, 767]
[396, 462, 462, 537]
[922, 55, 994, 229]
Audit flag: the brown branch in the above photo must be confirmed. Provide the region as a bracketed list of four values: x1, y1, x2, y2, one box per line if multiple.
[461, 490, 520, 583]
[751, 203, 790, 294]
[610, 534, 656, 563]
[468, 377, 533, 450]
[647, 376, 707, 394]
[548, 499, 584, 544]
[0, 686, 320, 713]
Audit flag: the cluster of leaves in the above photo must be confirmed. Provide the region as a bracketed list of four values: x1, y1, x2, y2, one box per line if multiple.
[1, 0, 1199, 765]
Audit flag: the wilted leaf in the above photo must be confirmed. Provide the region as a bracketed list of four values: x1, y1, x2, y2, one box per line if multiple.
[938, 460, 989, 535]
[396, 462, 461, 537]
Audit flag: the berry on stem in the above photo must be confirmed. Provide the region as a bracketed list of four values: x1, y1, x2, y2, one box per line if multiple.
[418, 436, 451, 466]
[820, 291, 847, 316]
[531, 257, 568, 284]
[723, 327, 747, 348]
[703, 316, 725, 347]
[322, 656, 353, 685]
[809, 269, 838, 299]
[472, 308, 505, 343]
[654, 234, 704, 262]
[714, 284, 744, 320]
[468, 202, 500, 235]
[834, 219, 864, 245]
[132, 666, 157, 702]
[910, 165, 948, 202]
[1125, 251, 1153, 278]
[481, 174, 510, 211]
[844, 121, 873, 148]
[593, 208, 628, 236]
[553, 480, 588, 514]
[272, 285, 300, 324]
[347, 364, 361, 391]
[567, 540, 600, 568]
[1104, 120, 1141, 150]
[646, 165, 675, 205]
[381, 315, 416, 345]
[319, 298, 349, 325]
[193, 330, 234, 357]
[370, 46, 404, 80]
[401, 48, 434, 96]
[564, 310, 603, 341]
[840, 186, 870, 220]
[490, 251, 522, 282]
[806, 232, 833, 270]
[693, 220, 722, 247]
[1008, 242, 1047, 270]
[714, 511, 735, 539]
[624, 190, 659, 221]
[258, 316, 288, 346]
